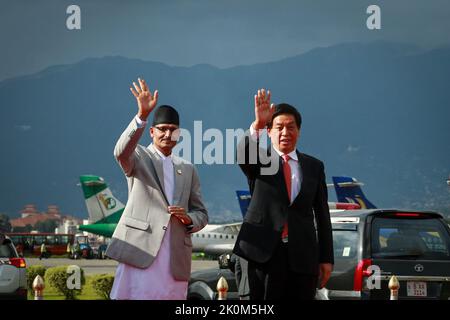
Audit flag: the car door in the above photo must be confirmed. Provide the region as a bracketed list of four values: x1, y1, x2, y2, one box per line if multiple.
[325, 220, 362, 300]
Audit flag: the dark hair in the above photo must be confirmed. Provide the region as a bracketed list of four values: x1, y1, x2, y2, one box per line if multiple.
[268, 103, 302, 129]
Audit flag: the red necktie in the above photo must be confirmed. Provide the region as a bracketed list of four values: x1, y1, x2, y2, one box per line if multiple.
[281, 154, 291, 241]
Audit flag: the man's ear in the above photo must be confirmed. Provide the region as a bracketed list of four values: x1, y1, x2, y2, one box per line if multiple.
[149, 127, 154, 138]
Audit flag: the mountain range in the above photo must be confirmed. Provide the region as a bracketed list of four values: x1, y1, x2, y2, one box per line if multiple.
[1, 41, 449, 221]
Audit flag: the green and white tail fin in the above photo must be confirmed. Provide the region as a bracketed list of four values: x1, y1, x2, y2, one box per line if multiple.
[79, 175, 124, 225]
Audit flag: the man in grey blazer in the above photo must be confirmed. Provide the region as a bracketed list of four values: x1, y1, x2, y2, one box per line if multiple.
[106, 78, 208, 299]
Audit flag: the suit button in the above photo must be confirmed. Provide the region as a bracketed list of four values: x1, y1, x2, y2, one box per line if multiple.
[162, 226, 167, 230]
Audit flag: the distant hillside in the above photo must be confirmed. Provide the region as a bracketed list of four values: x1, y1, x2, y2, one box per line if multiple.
[0, 41, 449, 220]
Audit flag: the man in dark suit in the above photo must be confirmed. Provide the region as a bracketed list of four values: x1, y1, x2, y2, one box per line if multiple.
[233, 89, 334, 300]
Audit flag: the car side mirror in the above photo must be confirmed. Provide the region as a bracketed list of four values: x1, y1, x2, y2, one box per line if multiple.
[218, 253, 231, 269]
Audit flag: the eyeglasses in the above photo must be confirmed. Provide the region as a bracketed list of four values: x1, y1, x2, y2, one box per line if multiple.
[153, 126, 179, 134]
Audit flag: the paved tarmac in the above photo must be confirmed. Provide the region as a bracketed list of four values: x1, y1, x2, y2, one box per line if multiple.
[26, 257, 218, 275]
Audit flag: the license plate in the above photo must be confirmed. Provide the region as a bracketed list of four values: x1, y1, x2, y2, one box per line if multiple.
[407, 281, 427, 297]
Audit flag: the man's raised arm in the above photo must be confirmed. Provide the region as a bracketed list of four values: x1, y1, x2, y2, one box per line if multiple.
[114, 78, 158, 176]
[237, 89, 275, 178]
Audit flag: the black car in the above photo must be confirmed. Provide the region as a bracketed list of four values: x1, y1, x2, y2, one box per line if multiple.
[327, 209, 450, 300]
[187, 209, 450, 300]
[188, 266, 238, 300]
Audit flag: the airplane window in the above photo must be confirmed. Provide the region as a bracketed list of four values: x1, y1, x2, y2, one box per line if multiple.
[220, 235, 223, 239]
[225, 235, 228, 239]
[202, 234, 205, 238]
[214, 235, 217, 239]
[208, 234, 210, 238]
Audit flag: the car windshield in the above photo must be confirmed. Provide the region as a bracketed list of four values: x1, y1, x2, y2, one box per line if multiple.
[371, 217, 450, 260]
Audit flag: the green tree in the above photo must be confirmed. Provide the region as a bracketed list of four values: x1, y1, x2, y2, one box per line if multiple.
[91, 274, 115, 300]
[0, 213, 12, 233]
[35, 219, 58, 233]
[12, 224, 33, 233]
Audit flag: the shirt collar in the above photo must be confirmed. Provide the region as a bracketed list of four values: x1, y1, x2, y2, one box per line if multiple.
[149, 144, 172, 160]
[273, 146, 298, 161]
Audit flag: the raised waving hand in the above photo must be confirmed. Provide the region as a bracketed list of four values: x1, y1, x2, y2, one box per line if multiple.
[253, 88, 275, 130]
[130, 77, 159, 121]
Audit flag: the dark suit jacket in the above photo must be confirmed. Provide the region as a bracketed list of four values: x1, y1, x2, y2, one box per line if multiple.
[233, 133, 334, 276]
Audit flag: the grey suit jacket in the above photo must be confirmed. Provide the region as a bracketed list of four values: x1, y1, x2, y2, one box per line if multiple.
[105, 117, 208, 281]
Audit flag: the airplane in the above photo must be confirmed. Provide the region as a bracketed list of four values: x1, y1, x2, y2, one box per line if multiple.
[77, 175, 124, 237]
[78, 175, 374, 255]
[190, 222, 241, 256]
[77, 174, 243, 255]
[77, 175, 244, 252]
[191, 177, 373, 255]
[328, 176, 377, 209]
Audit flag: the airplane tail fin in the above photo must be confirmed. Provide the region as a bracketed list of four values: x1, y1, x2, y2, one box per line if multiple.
[79, 175, 125, 224]
[332, 176, 376, 209]
[236, 190, 251, 218]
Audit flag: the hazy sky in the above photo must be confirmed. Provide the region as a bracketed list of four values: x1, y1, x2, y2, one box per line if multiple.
[1, 0, 450, 80]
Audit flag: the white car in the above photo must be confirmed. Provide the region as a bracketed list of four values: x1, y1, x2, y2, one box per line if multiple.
[0, 233, 27, 300]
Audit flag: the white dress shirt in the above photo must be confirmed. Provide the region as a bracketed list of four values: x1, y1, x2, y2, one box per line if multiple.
[153, 147, 175, 205]
[135, 115, 175, 204]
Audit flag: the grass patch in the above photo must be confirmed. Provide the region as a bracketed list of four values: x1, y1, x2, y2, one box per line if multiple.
[28, 274, 114, 300]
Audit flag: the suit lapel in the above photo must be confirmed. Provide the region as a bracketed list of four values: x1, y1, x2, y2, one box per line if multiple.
[172, 156, 185, 206]
[291, 151, 306, 204]
[147, 144, 169, 205]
